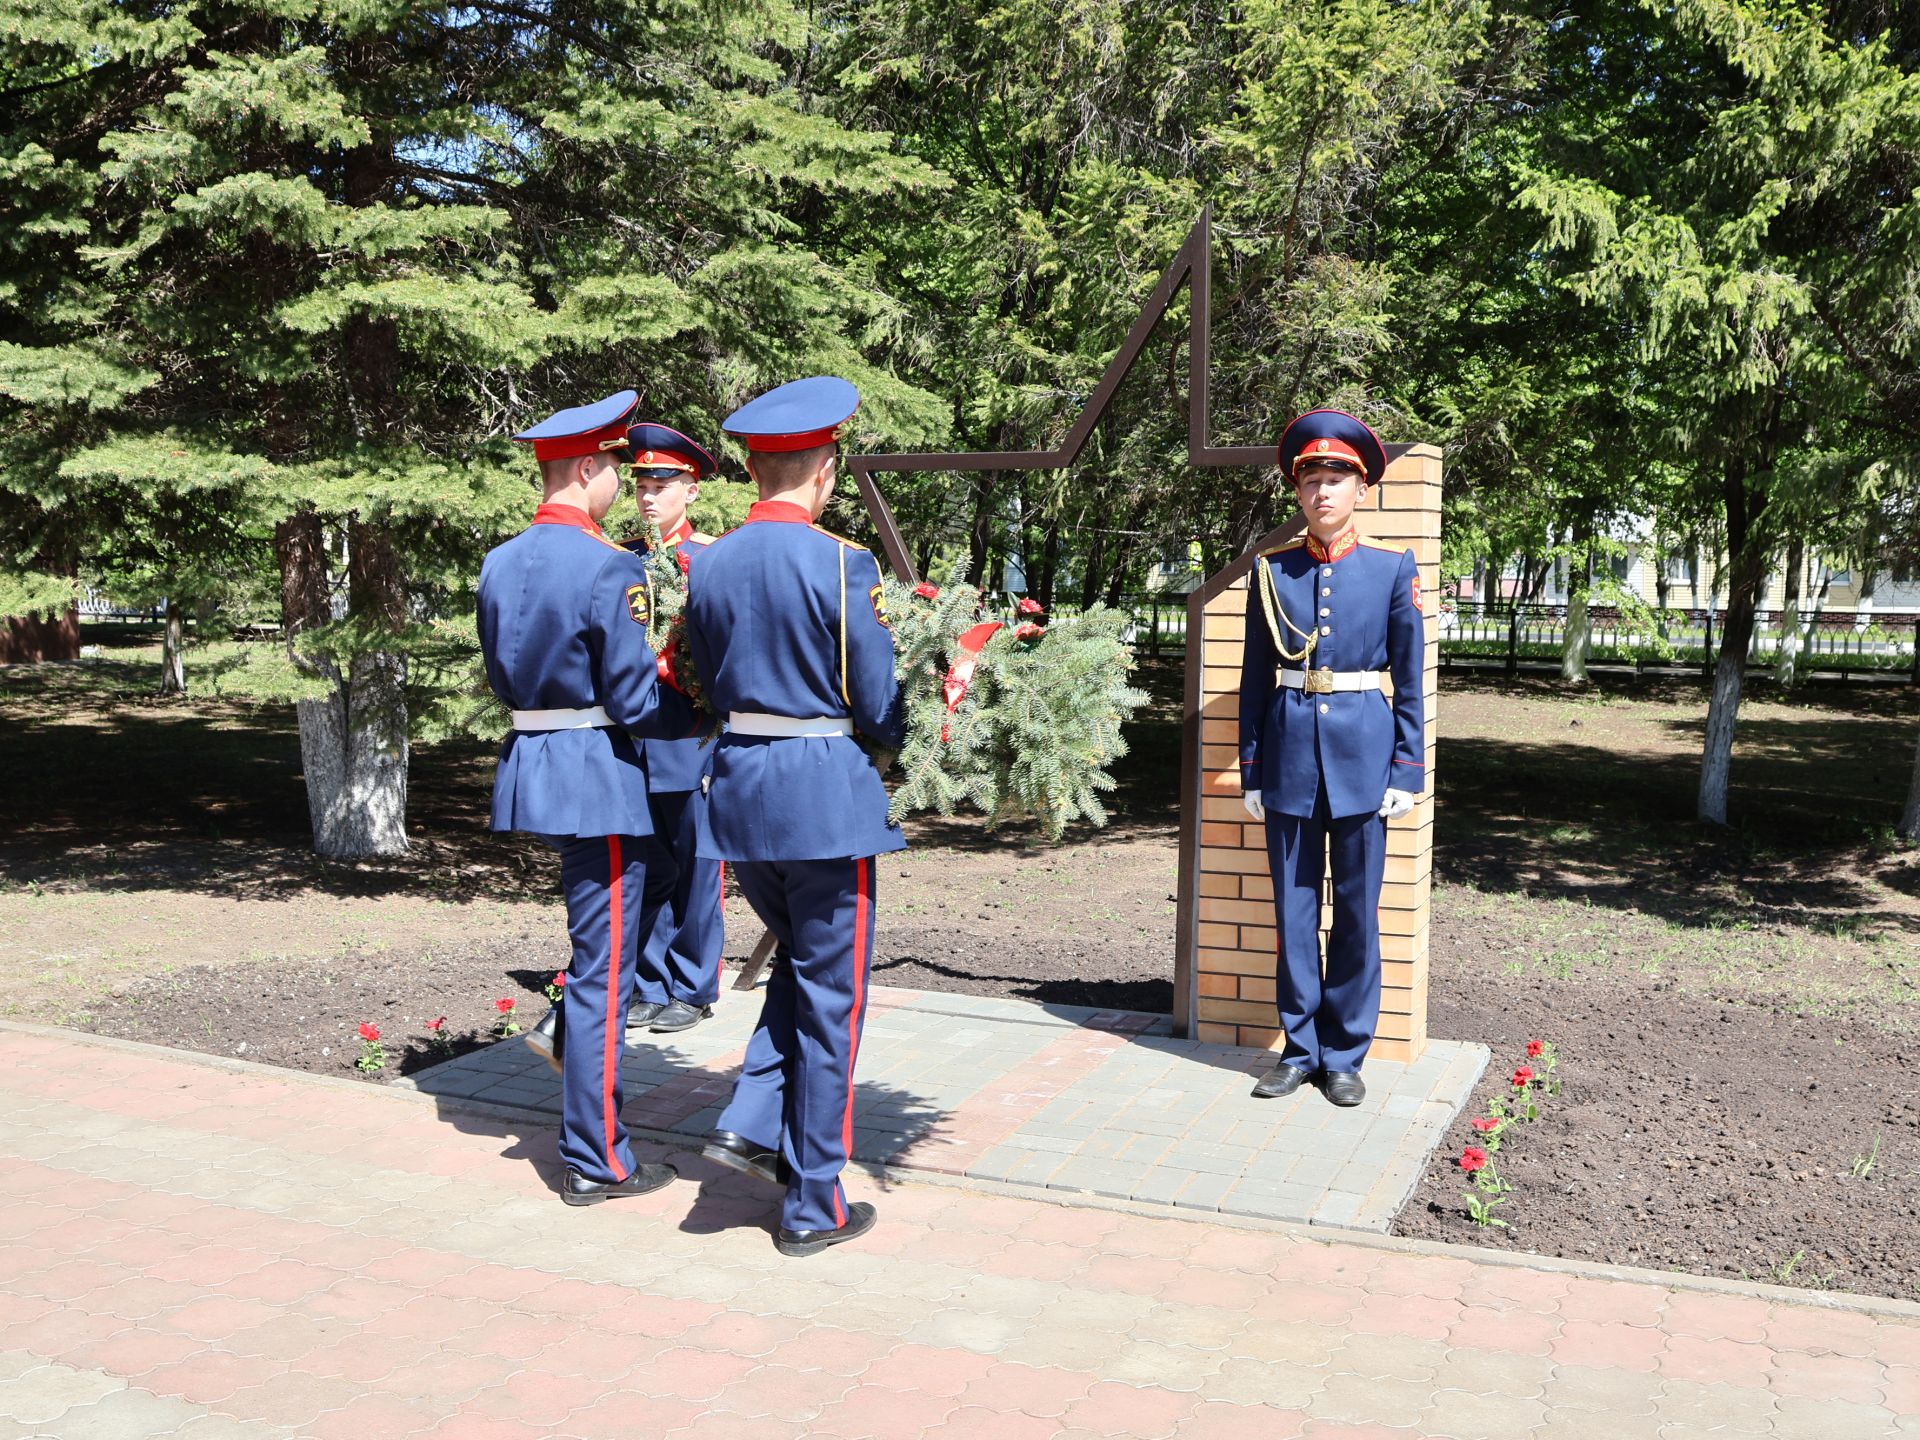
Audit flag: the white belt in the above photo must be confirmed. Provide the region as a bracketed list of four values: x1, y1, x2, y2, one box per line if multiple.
[1276, 668, 1382, 695]
[510, 705, 613, 731]
[728, 711, 853, 739]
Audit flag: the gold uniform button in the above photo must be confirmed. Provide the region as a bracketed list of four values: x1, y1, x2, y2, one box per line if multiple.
[1321, 625, 1332, 636]
[1320, 607, 1330, 616]
[1322, 567, 1332, 577]
[1322, 587, 1331, 596]
[1319, 703, 1330, 714]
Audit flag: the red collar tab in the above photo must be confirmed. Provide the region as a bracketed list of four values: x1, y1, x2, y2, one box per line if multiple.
[532, 502, 603, 536]
[1306, 528, 1359, 564]
[746, 500, 813, 525]
[663, 520, 695, 547]
[1293, 436, 1366, 478]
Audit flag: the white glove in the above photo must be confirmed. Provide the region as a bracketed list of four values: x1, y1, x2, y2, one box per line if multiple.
[1378, 787, 1415, 820]
[1242, 788, 1265, 822]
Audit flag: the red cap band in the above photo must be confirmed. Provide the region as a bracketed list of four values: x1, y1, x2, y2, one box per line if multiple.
[741, 425, 843, 454]
[524, 422, 631, 462]
[1291, 436, 1365, 476]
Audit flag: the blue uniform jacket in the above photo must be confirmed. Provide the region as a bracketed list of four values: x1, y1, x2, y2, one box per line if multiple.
[621, 526, 715, 795]
[685, 500, 907, 862]
[1238, 531, 1426, 819]
[477, 508, 698, 838]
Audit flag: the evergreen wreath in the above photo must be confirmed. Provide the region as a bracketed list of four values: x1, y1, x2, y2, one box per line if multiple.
[639, 529, 1146, 841]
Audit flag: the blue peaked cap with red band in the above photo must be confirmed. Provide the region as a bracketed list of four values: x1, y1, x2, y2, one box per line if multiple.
[1278, 409, 1387, 485]
[512, 390, 639, 463]
[722, 376, 859, 454]
[625, 422, 717, 480]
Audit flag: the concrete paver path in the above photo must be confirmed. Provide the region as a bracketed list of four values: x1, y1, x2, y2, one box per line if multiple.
[2, 1025, 1915, 1439]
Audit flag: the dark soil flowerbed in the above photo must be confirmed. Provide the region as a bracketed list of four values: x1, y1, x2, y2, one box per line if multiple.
[18, 642, 1920, 1301]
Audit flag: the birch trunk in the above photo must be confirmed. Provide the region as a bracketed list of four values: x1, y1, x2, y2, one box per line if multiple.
[158, 600, 187, 695]
[1775, 536, 1805, 688]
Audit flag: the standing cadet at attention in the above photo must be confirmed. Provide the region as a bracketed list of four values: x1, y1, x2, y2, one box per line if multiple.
[477, 390, 700, 1206]
[1239, 410, 1426, 1108]
[684, 376, 906, 1258]
[622, 421, 726, 1035]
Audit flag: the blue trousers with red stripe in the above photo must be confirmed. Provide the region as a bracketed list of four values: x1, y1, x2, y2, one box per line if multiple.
[716, 857, 876, 1233]
[554, 834, 670, 1185]
[1263, 782, 1386, 1075]
[636, 789, 725, 1007]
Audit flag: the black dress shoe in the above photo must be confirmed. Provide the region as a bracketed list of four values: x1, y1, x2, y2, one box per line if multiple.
[560, 1162, 677, 1206]
[1322, 1071, 1366, 1107]
[526, 1006, 564, 1074]
[650, 999, 714, 1034]
[623, 1002, 666, 1032]
[1252, 1061, 1313, 1099]
[701, 1130, 782, 1186]
[776, 1201, 876, 1258]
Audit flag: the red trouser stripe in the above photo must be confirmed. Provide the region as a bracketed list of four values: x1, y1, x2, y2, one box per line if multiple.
[836, 856, 872, 1227]
[603, 836, 626, 1183]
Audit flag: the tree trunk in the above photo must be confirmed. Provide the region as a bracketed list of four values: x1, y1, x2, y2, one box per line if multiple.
[274, 510, 410, 858]
[1561, 517, 1593, 683]
[966, 471, 995, 588]
[1036, 519, 1061, 612]
[1775, 535, 1805, 688]
[158, 599, 187, 694]
[1901, 727, 1920, 843]
[1698, 457, 1771, 825]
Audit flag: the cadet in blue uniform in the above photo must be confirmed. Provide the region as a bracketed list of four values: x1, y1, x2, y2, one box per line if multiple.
[477, 390, 699, 1204]
[685, 377, 905, 1257]
[1239, 410, 1425, 1107]
[621, 422, 726, 1034]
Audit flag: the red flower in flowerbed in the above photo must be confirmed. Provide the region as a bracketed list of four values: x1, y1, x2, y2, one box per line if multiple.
[913, 582, 940, 600]
[1511, 1065, 1535, 1088]
[1013, 622, 1046, 642]
[354, 1022, 386, 1073]
[424, 1016, 446, 1033]
[1470, 1116, 1498, 1134]
[492, 996, 522, 1038]
[1459, 1146, 1489, 1173]
[1526, 1039, 1544, 1059]
[1016, 596, 1045, 616]
[357, 1022, 380, 1043]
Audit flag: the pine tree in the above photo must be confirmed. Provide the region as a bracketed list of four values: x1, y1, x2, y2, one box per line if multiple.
[0, 0, 949, 855]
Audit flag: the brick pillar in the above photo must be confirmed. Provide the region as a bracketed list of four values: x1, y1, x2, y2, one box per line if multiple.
[1175, 444, 1442, 1062]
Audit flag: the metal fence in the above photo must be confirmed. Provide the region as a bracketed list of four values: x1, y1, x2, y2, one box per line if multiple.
[1437, 603, 1918, 677]
[76, 589, 164, 623]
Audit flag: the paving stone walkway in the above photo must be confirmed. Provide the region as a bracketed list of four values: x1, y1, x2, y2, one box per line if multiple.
[400, 986, 1487, 1231]
[3, 1024, 1917, 1440]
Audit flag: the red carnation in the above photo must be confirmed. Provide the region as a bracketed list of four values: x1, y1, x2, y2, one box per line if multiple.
[1459, 1146, 1489, 1173]
[1512, 1065, 1535, 1088]
[913, 582, 940, 600]
[424, 1016, 446, 1033]
[1013, 622, 1046, 642]
[551, 972, 567, 988]
[357, 1022, 380, 1043]
[1016, 596, 1045, 616]
[495, 997, 516, 1014]
[1470, 1116, 1498, 1134]
[1526, 1039, 1545, 1059]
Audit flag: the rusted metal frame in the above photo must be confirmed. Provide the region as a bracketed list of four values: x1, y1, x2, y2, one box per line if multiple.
[730, 925, 780, 992]
[838, 201, 1420, 1038]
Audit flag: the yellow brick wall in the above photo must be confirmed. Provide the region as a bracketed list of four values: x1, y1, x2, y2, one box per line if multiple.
[1186, 445, 1442, 1061]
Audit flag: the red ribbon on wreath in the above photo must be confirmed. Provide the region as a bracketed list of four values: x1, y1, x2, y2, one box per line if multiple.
[941, 621, 1004, 742]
